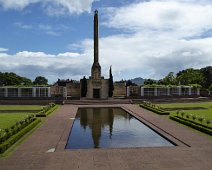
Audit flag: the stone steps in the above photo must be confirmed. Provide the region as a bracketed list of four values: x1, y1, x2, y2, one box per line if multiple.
[64, 99, 132, 105]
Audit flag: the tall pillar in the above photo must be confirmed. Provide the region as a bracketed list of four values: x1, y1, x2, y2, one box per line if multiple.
[33, 87, 36, 97]
[167, 87, 170, 96]
[154, 87, 157, 96]
[189, 87, 192, 95]
[197, 88, 200, 96]
[178, 86, 182, 96]
[127, 86, 130, 97]
[18, 88, 21, 97]
[5, 87, 8, 97]
[91, 10, 101, 80]
[141, 87, 144, 96]
[94, 10, 99, 63]
[48, 87, 51, 97]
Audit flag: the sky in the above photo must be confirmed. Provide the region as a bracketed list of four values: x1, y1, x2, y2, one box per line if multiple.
[0, 0, 212, 84]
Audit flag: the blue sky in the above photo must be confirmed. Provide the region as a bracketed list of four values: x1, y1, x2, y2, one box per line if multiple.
[0, 0, 212, 83]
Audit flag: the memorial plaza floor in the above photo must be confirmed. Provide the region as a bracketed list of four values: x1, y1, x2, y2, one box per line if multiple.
[0, 104, 212, 170]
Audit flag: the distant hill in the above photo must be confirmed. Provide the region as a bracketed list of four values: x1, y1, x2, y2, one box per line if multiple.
[130, 77, 145, 85]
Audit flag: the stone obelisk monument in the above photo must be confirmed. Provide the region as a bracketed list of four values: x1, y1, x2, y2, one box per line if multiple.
[91, 10, 101, 80]
[81, 10, 112, 99]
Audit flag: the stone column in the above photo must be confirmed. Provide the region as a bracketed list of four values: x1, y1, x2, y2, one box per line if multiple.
[18, 88, 21, 97]
[189, 87, 192, 96]
[154, 87, 157, 96]
[32, 87, 36, 97]
[167, 87, 170, 96]
[197, 88, 200, 96]
[94, 10, 99, 63]
[48, 87, 51, 97]
[5, 87, 8, 97]
[127, 86, 130, 97]
[178, 86, 182, 96]
[141, 87, 144, 96]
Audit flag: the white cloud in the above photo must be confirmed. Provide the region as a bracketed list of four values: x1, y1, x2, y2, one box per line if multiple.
[0, 51, 92, 83]
[96, 0, 212, 79]
[0, 48, 9, 52]
[14, 22, 68, 36]
[0, 0, 96, 15]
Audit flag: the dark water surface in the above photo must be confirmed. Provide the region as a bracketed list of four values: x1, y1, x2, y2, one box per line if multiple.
[66, 108, 174, 149]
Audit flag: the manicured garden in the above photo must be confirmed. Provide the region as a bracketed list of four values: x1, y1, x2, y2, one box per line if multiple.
[141, 101, 212, 135]
[0, 103, 59, 155]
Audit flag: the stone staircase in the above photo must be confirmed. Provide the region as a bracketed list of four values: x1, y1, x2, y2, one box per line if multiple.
[64, 99, 132, 105]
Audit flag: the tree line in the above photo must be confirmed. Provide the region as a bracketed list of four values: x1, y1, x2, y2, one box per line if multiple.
[0, 72, 48, 86]
[144, 66, 212, 90]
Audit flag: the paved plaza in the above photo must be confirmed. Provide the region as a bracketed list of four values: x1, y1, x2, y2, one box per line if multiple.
[0, 104, 212, 170]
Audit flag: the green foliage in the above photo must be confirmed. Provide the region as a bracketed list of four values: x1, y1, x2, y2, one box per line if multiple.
[144, 79, 157, 85]
[170, 115, 212, 136]
[0, 119, 41, 153]
[176, 68, 203, 85]
[158, 72, 177, 85]
[0, 115, 36, 144]
[36, 103, 58, 117]
[209, 84, 212, 91]
[33, 76, 48, 85]
[80, 76, 87, 97]
[108, 66, 114, 97]
[0, 72, 32, 86]
[140, 101, 170, 115]
[200, 66, 212, 89]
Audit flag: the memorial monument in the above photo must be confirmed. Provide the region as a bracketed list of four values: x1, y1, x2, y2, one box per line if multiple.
[80, 10, 113, 99]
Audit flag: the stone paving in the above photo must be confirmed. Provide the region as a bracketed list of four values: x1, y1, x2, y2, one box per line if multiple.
[0, 104, 212, 170]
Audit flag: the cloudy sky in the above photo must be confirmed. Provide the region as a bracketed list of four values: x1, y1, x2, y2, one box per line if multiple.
[0, 0, 212, 83]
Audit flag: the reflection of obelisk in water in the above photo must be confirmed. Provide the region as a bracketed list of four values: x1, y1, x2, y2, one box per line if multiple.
[92, 108, 102, 148]
[91, 10, 101, 80]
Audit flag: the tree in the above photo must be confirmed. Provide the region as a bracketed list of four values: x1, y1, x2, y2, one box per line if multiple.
[0, 72, 32, 86]
[81, 76, 87, 97]
[108, 66, 114, 97]
[200, 66, 212, 89]
[176, 68, 203, 85]
[159, 72, 176, 85]
[33, 76, 48, 85]
[144, 79, 157, 85]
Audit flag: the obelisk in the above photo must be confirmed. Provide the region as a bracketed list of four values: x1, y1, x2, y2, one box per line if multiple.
[91, 10, 101, 80]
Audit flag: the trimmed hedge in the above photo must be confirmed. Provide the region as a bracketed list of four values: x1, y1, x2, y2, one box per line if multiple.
[36, 105, 59, 117]
[170, 115, 212, 136]
[0, 118, 41, 153]
[140, 104, 170, 115]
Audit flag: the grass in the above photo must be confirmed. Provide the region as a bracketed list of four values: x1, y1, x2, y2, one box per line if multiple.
[0, 113, 35, 129]
[0, 105, 43, 129]
[0, 105, 43, 111]
[159, 102, 212, 119]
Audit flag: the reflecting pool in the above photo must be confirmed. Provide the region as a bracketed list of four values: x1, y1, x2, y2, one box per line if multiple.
[66, 107, 174, 149]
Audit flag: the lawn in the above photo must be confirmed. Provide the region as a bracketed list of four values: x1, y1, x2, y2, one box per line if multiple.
[159, 102, 212, 119]
[0, 105, 43, 130]
[0, 105, 43, 111]
[0, 113, 35, 129]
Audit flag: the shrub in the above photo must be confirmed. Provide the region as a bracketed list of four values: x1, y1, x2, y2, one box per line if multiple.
[140, 104, 169, 115]
[206, 119, 211, 126]
[0, 119, 41, 154]
[170, 115, 212, 135]
[198, 117, 204, 124]
[192, 115, 197, 121]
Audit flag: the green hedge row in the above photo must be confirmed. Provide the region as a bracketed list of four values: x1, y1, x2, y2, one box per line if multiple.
[0, 115, 35, 144]
[0, 118, 41, 153]
[36, 105, 59, 117]
[140, 104, 170, 115]
[170, 115, 212, 136]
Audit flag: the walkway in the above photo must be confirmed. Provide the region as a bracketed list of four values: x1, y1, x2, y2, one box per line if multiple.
[0, 104, 211, 170]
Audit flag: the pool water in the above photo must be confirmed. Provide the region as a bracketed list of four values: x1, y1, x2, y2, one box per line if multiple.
[66, 107, 174, 149]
